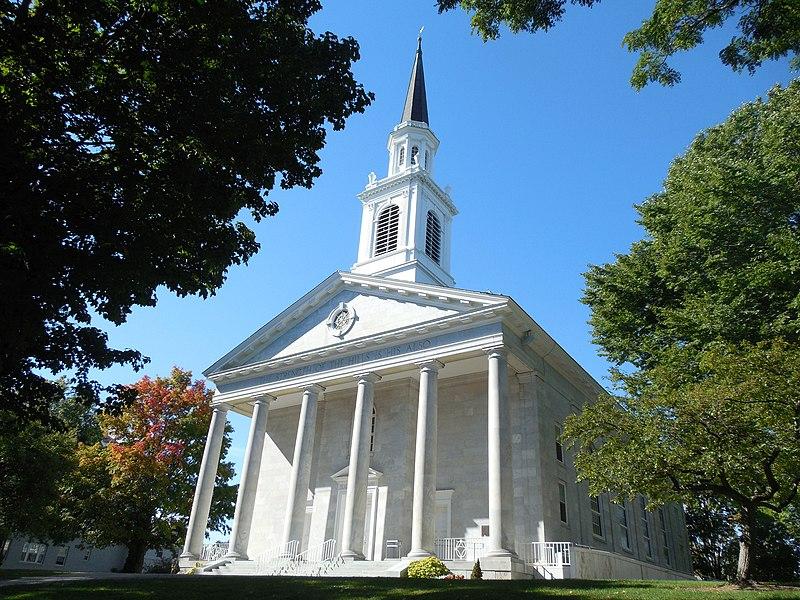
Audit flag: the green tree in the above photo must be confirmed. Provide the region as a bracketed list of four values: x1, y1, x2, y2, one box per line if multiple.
[563, 81, 800, 582]
[687, 500, 800, 581]
[0, 0, 372, 423]
[0, 412, 75, 556]
[436, 0, 800, 88]
[65, 368, 235, 572]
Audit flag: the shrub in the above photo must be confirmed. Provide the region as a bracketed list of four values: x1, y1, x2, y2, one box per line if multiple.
[470, 559, 482, 580]
[443, 573, 465, 579]
[407, 556, 450, 578]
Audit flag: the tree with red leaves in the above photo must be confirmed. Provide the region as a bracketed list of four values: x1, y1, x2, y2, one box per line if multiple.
[65, 368, 235, 572]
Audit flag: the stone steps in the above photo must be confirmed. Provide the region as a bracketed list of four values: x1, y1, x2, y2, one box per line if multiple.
[204, 558, 403, 578]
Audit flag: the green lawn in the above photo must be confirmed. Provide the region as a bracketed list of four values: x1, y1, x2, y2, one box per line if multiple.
[1, 576, 799, 600]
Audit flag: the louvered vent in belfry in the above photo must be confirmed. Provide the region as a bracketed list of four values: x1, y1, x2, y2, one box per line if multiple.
[374, 205, 400, 256]
[425, 210, 441, 264]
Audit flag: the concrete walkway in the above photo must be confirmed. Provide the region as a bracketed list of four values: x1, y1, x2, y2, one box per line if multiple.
[0, 572, 176, 588]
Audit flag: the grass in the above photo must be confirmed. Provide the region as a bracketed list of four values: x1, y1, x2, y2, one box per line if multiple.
[0, 576, 799, 600]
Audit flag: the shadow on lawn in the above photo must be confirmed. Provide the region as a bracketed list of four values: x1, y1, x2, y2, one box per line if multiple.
[2, 575, 798, 600]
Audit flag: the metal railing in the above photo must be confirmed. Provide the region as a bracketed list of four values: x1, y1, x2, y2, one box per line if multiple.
[434, 538, 487, 562]
[526, 542, 572, 566]
[200, 542, 229, 562]
[255, 540, 299, 575]
[295, 539, 337, 565]
[290, 539, 341, 576]
[385, 539, 403, 559]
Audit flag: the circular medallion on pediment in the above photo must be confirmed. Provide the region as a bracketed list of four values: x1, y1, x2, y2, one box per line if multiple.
[326, 302, 357, 337]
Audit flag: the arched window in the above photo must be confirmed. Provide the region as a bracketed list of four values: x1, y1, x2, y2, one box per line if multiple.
[410, 146, 419, 165]
[425, 210, 442, 264]
[374, 205, 400, 256]
[397, 146, 405, 167]
[369, 406, 377, 452]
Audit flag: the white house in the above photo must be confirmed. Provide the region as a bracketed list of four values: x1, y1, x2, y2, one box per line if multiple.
[179, 36, 693, 580]
[2, 538, 173, 573]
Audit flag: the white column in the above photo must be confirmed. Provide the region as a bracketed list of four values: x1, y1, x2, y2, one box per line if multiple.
[226, 394, 273, 559]
[282, 383, 324, 547]
[485, 347, 516, 557]
[408, 360, 443, 558]
[181, 403, 230, 559]
[340, 372, 381, 560]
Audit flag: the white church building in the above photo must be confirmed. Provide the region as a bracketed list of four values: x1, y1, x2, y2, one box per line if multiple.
[179, 37, 693, 580]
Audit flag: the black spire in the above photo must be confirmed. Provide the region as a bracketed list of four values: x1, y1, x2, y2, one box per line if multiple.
[401, 33, 429, 125]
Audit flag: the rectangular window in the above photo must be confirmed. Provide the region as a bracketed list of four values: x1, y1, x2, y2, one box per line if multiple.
[555, 424, 564, 463]
[590, 496, 603, 538]
[558, 481, 568, 524]
[640, 497, 653, 558]
[617, 503, 630, 550]
[83, 547, 93, 561]
[480, 525, 490, 537]
[55, 545, 69, 566]
[20, 542, 47, 564]
[659, 508, 671, 565]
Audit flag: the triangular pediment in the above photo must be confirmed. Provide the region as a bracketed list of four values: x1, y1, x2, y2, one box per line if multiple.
[205, 271, 506, 377]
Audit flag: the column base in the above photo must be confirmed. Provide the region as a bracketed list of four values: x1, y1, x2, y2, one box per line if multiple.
[224, 551, 246, 560]
[340, 550, 365, 561]
[406, 549, 433, 559]
[179, 551, 198, 560]
[475, 555, 529, 580]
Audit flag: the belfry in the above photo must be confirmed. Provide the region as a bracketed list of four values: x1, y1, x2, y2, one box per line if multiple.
[181, 37, 693, 580]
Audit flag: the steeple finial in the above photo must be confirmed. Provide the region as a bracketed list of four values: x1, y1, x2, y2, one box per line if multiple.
[401, 29, 429, 125]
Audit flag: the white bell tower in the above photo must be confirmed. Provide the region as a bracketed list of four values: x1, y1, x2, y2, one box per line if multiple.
[351, 34, 457, 288]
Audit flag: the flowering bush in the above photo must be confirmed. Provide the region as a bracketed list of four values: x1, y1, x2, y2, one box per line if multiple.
[407, 556, 450, 578]
[443, 573, 465, 580]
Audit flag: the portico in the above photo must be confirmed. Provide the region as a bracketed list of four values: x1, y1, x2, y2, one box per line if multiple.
[181, 280, 528, 568]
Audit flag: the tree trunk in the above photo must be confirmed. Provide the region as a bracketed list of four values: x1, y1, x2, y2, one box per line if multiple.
[735, 507, 756, 584]
[122, 540, 148, 573]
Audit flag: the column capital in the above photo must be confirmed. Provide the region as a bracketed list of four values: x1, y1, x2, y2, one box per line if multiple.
[302, 383, 326, 395]
[252, 393, 276, 406]
[483, 345, 508, 359]
[416, 359, 444, 372]
[354, 372, 382, 384]
[212, 402, 232, 413]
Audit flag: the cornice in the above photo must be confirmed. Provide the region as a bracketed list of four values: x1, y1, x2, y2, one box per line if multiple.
[207, 302, 511, 385]
[359, 170, 457, 216]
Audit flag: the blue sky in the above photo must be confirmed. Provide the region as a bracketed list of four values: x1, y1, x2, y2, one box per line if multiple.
[88, 2, 794, 539]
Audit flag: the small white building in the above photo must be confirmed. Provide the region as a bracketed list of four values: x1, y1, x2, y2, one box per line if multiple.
[2, 538, 173, 573]
[180, 37, 693, 580]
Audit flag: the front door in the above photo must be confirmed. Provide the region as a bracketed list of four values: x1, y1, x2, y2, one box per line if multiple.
[335, 486, 378, 559]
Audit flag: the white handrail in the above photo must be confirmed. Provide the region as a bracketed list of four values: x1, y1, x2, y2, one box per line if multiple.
[434, 538, 487, 561]
[200, 542, 229, 562]
[295, 539, 337, 564]
[526, 542, 572, 566]
[255, 540, 299, 575]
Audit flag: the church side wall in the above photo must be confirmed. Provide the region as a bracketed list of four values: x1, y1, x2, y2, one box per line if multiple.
[530, 353, 693, 575]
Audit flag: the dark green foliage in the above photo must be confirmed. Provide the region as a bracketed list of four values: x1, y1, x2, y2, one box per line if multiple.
[564, 81, 800, 582]
[688, 500, 800, 582]
[470, 558, 482, 579]
[0, 0, 372, 424]
[436, 1, 800, 88]
[0, 411, 75, 549]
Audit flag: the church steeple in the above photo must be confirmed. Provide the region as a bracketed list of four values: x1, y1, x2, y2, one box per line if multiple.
[351, 33, 458, 288]
[401, 34, 428, 125]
